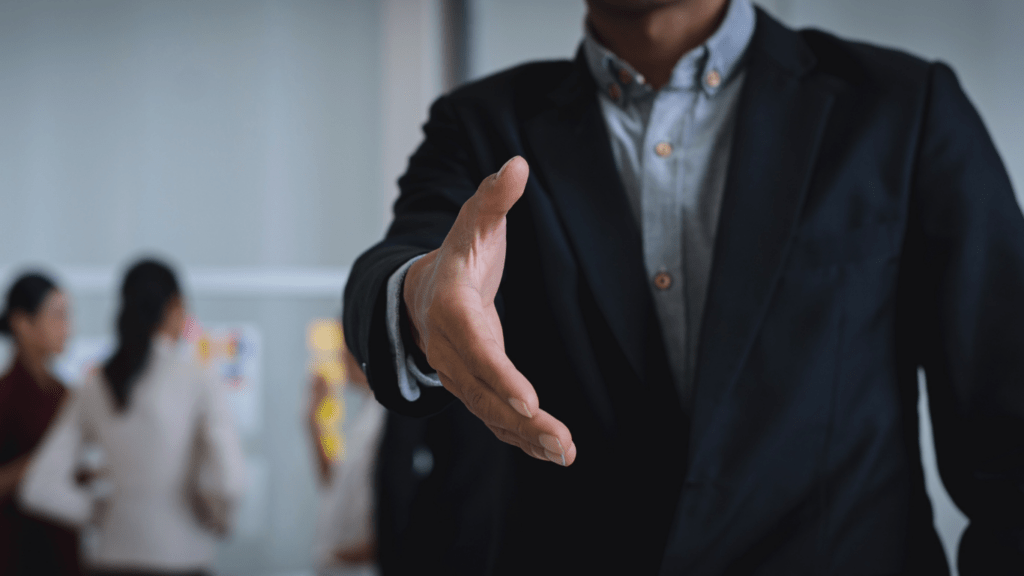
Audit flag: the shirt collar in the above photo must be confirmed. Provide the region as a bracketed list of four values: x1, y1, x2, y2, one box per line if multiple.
[583, 0, 756, 106]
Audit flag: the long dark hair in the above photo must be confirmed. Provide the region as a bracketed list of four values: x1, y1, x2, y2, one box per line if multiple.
[0, 272, 58, 338]
[103, 259, 180, 410]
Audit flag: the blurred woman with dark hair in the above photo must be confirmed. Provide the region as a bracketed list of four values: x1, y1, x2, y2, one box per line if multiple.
[19, 259, 246, 576]
[0, 271, 82, 576]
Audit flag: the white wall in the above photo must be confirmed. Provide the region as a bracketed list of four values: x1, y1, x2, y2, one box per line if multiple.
[381, 0, 446, 218]
[467, 0, 585, 80]
[0, 1, 388, 574]
[0, 1, 385, 270]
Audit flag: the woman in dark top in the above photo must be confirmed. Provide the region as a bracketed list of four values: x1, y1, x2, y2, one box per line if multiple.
[0, 272, 82, 575]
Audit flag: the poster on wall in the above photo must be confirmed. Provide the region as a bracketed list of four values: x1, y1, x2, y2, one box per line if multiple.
[182, 317, 263, 439]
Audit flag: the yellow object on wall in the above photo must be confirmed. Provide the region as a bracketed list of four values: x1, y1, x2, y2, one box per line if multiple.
[309, 319, 347, 462]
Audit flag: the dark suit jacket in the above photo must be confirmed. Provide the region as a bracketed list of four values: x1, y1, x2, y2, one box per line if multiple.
[345, 7, 1024, 575]
[373, 408, 509, 576]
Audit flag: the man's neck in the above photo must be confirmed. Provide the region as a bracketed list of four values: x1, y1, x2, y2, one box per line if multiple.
[587, 0, 730, 90]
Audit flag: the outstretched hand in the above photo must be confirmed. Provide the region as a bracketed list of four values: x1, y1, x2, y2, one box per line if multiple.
[402, 156, 576, 466]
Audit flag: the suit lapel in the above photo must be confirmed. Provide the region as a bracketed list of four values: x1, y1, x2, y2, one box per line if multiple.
[524, 53, 655, 382]
[689, 9, 838, 442]
[659, 9, 842, 574]
[521, 7, 839, 427]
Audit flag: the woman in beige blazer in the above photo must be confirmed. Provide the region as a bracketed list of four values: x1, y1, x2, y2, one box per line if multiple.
[19, 259, 246, 576]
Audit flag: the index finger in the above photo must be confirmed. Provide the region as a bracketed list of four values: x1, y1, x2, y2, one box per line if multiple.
[433, 343, 574, 465]
[443, 305, 541, 420]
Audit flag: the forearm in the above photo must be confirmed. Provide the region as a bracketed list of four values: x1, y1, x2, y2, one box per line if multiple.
[343, 245, 453, 416]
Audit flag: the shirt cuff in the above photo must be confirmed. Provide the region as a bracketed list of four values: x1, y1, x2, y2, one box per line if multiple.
[386, 255, 443, 402]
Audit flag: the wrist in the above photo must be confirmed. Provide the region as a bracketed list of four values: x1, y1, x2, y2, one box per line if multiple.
[402, 250, 436, 351]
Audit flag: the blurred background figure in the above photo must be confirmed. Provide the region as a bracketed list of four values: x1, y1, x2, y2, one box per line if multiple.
[18, 259, 246, 576]
[306, 317, 504, 576]
[0, 271, 82, 576]
[308, 339, 382, 576]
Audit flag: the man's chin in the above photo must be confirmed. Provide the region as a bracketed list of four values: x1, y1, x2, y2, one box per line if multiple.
[587, 0, 686, 12]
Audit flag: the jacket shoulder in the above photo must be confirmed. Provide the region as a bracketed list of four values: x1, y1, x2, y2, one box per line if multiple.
[442, 59, 577, 111]
[797, 27, 934, 94]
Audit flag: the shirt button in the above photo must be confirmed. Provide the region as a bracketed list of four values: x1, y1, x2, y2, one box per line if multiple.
[653, 271, 673, 290]
[617, 68, 634, 85]
[655, 142, 672, 157]
[607, 83, 622, 101]
[705, 69, 722, 88]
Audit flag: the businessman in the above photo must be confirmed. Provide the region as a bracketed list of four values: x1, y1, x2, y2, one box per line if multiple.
[344, 0, 1024, 573]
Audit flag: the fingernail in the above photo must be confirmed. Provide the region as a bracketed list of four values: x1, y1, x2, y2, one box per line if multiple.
[538, 434, 563, 455]
[545, 449, 566, 467]
[497, 157, 515, 179]
[508, 397, 532, 418]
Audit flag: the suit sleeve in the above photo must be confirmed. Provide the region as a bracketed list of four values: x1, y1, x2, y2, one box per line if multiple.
[343, 94, 483, 417]
[904, 62, 1024, 574]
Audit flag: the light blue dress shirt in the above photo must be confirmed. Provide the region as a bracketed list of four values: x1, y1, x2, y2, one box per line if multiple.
[387, 0, 756, 405]
[583, 0, 754, 402]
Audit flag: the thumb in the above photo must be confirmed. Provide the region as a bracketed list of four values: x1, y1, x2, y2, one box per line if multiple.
[473, 156, 529, 230]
